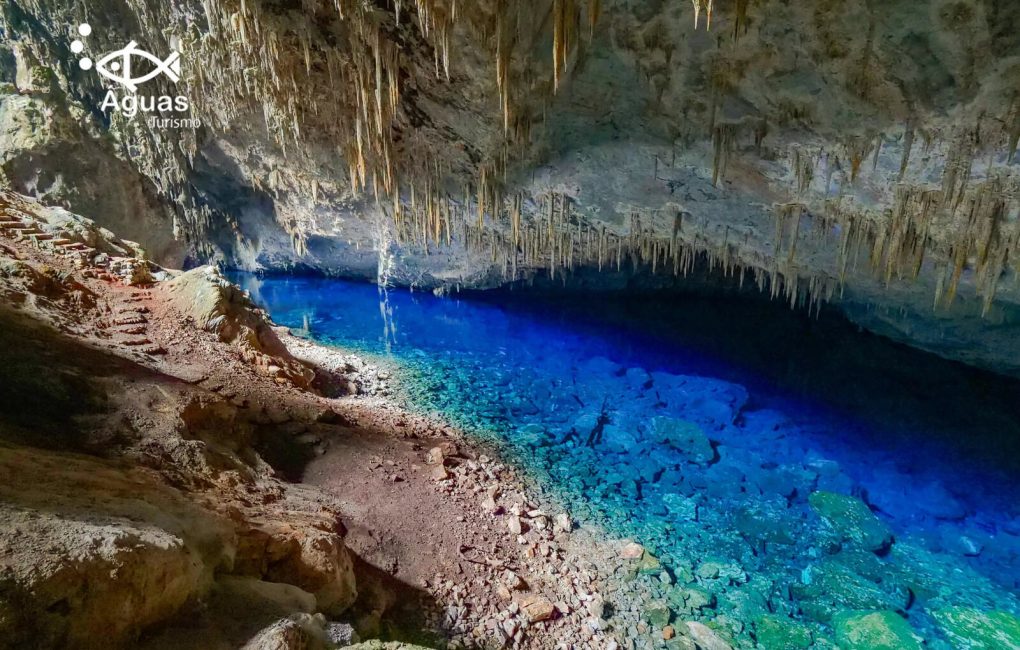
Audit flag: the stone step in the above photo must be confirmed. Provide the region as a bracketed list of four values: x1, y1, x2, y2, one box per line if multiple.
[114, 326, 147, 335]
[113, 315, 147, 326]
[116, 305, 150, 314]
[119, 338, 153, 347]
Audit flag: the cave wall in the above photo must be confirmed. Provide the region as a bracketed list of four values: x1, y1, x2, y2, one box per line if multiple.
[1, 0, 1019, 373]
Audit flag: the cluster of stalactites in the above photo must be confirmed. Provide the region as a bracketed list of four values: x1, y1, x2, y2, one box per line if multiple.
[690, 0, 714, 30]
[788, 126, 1020, 318]
[384, 176, 836, 312]
[185, 0, 599, 255]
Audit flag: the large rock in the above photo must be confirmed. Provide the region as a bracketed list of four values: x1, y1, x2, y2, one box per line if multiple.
[931, 607, 1020, 649]
[650, 417, 715, 465]
[684, 621, 733, 650]
[808, 492, 893, 553]
[166, 267, 314, 387]
[754, 615, 813, 649]
[831, 611, 922, 650]
[792, 555, 910, 624]
[240, 614, 332, 650]
[0, 446, 234, 649]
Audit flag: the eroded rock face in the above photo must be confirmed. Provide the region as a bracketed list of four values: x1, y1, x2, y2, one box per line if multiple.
[166, 266, 315, 387]
[0, 446, 233, 649]
[2, 1, 1020, 373]
[0, 200, 362, 649]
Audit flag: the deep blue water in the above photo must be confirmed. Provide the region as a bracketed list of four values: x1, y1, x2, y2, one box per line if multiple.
[234, 272, 1020, 644]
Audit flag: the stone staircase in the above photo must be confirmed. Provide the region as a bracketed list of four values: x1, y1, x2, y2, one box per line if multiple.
[1, 200, 164, 358]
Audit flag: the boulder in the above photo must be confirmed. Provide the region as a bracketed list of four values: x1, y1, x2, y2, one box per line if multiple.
[166, 267, 314, 387]
[685, 621, 734, 650]
[931, 607, 1020, 649]
[0, 446, 234, 649]
[662, 493, 700, 521]
[754, 615, 813, 649]
[236, 514, 358, 615]
[808, 492, 893, 553]
[792, 556, 910, 623]
[831, 611, 922, 650]
[516, 594, 556, 622]
[241, 614, 332, 650]
[215, 577, 318, 615]
[643, 602, 673, 627]
[650, 418, 715, 465]
[620, 542, 645, 559]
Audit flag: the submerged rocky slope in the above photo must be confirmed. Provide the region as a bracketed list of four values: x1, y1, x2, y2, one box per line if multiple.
[2, 0, 1020, 373]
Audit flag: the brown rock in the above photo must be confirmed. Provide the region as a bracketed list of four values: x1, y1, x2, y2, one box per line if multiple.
[426, 447, 445, 465]
[620, 542, 645, 559]
[517, 594, 556, 623]
[240, 613, 331, 650]
[508, 516, 524, 535]
[430, 465, 449, 480]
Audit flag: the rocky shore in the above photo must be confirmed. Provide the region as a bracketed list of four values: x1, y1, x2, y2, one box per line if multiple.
[0, 189, 630, 649]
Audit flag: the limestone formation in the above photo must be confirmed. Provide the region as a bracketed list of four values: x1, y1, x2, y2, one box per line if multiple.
[3, 0, 1020, 373]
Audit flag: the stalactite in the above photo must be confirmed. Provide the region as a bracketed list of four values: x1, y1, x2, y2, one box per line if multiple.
[588, 0, 600, 38]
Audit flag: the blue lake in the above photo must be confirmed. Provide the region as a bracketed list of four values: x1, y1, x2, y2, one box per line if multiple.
[234, 271, 1020, 646]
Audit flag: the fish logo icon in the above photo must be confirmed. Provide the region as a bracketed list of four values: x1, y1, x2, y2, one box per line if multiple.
[94, 40, 181, 92]
[72, 25, 181, 92]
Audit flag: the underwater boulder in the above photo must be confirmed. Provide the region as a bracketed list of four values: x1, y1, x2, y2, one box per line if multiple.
[601, 425, 639, 453]
[733, 498, 799, 545]
[791, 555, 911, 623]
[754, 614, 813, 649]
[831, 611, 922, 650]
[931, 607, 1020, 649]
[643, 602, 674, 628]
[579, 355, 622, 376]
[650, 417, 716, 465]
[650, 374, 749, 429]
[662, 493, 700, 522]
[867, 476, 968, 522]
[808, 491, 893, 553]
[667, 585, 716, 614]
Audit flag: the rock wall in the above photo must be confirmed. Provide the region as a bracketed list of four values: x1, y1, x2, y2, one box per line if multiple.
[0, 193, 365, 649]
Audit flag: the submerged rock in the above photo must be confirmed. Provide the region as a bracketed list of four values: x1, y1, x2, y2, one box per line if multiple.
[650, 418, 715, 465]
[808, 491, 893, 553]
[931, 607, 1020, 649]
[644, 602, 673, 628]
[792, 555, 910, 623]
[831, 611, 922, 650]
[684, 621, 734, 650]
[754, 615, 813, 649]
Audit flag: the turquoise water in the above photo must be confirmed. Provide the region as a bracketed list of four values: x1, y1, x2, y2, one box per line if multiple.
[235, 272, 1020, 647]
